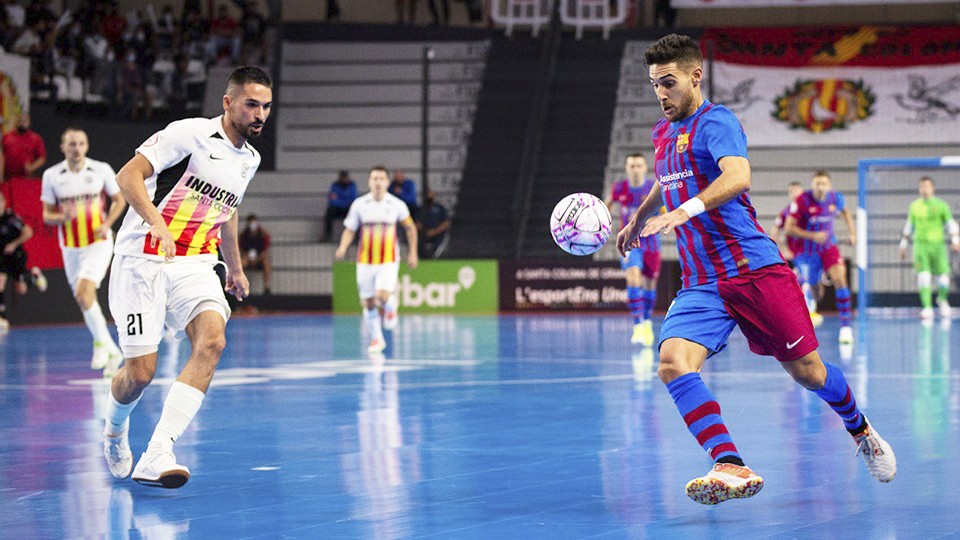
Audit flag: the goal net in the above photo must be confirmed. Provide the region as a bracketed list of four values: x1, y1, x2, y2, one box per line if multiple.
[857, 156, 960, 314]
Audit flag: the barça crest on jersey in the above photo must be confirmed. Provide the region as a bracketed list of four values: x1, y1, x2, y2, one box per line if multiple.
[773, 79, 874, 133]
[676, 133, 689, 153]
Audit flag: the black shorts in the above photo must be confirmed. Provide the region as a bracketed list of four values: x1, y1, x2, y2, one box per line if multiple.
[0, 248, 27, 281]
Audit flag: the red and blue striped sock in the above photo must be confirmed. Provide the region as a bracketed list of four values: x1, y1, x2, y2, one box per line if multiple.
[813, 362, 865, 433]
[666, 373, 742, 463]
[642, 288, 656, 320]
[836, 287, 852, 326]
[627, 286, 643, 324]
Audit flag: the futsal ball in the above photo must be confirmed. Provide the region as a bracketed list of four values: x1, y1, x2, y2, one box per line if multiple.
[550, 192, 612, 256]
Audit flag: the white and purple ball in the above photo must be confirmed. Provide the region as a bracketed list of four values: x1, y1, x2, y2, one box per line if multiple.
[549, 192, 612, 256]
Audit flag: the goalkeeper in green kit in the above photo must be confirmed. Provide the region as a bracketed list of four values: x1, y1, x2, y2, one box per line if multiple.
[899, 176, 960, 320]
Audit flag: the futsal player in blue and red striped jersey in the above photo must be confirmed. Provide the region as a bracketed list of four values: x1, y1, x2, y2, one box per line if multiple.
[606, 152, 661, 346]
[616, 34, 895, 505]
[786, 171, 856, 344]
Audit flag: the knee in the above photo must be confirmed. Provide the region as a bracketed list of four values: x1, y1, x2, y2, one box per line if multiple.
[198, 334, 226, 360]
[787, 358, 827, 390]
[656, 346, 694, 384]
[126, 361, 157, 388]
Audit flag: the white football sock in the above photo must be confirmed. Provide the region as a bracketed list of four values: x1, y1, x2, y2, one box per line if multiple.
[147, 381, 205, 454]
[105, 392, 142, 437]
[364, 306, 383, 341]
[83, 302, 112, 345]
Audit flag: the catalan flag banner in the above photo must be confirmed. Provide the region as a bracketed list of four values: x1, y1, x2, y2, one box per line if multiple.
[699, 26, 960, 146]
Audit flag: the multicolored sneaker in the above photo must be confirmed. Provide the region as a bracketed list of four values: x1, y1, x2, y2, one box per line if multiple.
[30, 267, 47, 292]
[685, 463, 764, 505]
[91, 341, 110, 370]
[809, 311, 824, 327]
[854, 421, 896, 483]
[102, 347, 123, 378]
[839, 326, 854, 344]
[630, 323, 644, 344]
[367, 337, 386, 354]
[640, 320, 654, 346]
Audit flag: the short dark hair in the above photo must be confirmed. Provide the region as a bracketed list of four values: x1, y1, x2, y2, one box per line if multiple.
[226, 66, 272, 94]
[919, 176, 935, 185]
[247, 213, 258, 221]
[813, 170, 830, 179]
[371, 165, 388, 174]
[626, 152, 646, 161]
[61, 126, 86, 141]
[788, 181, 802, 188]
[644, 34, 703, 69]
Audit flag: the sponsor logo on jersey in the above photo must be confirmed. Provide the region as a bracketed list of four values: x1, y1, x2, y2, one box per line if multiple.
[658, 169, 693, 191]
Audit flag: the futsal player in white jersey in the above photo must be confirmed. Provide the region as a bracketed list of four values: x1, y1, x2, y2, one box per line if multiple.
[41, 128, 127, 375]
[102, 66, 272, 489]
[335, 166, 418, 354]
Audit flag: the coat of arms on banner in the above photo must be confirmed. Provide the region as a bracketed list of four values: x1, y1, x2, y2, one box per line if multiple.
[676, 133, 689, 153]
[893, 75, 960, 123]
[773, 79, 875, 133]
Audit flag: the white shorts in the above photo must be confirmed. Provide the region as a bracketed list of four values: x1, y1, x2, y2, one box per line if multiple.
[109, 255, 231, 357]
[356, 262, 399, 299]
[62, 239, 114, 292]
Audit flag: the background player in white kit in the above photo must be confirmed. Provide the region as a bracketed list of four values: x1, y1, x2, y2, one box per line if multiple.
[335, 166, 418, 354]
[102, 66, 272, 489]
[40, 128, 127, 375]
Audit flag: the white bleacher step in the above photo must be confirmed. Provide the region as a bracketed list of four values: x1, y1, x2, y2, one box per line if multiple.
[281, 82, 480, 106]
[278, 104, 475, 126]
[283, 41, 488, 63]
[282, 62, 484, 84]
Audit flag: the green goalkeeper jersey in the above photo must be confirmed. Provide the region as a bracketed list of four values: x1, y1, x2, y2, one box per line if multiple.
[907, 197, 955, 244]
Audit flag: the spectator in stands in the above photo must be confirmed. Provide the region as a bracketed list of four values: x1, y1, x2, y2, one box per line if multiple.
[395, 0, 417, 25]
[417, 189, 451, 258]
[239, 213, 272, 295]
[428, 0, 451, 25]
[326, 0, 341, 21]
[210, 4, 239, 63]
[154, 4, 177, 51]
[100, 4, 126, 48]
[2, 112, 46, 181]
[325, 169, 356, 241]
[389, 169, 418, 218]
[116, 48, 152, 120]
[239, 3, 267, 64]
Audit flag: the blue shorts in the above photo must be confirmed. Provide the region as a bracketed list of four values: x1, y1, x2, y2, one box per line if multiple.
[794, 254, 822, 287]
[659, 264, 819, 362]
[659, 282, 738, 358]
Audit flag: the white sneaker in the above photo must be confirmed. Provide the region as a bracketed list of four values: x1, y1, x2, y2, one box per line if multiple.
[132, 450, 191, 489]
[382, 308, 398, 331]
[103, 422, 133, 479]
[102, 347, 123, 378]
[685, 463, 764, 505]
[921, 307, 935, 320]
[854, 421, 896, 483]
[938, 299, 952, 319]
[367, 337, 386, 354]
[0, 318, 9, 334]
[91, 341, 110, 370]
[809, 311, 824, 327]
[30, 267, 48, 292]
[838, 326, 854, 344]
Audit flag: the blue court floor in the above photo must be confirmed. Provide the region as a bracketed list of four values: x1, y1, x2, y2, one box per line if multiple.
[0, 312, 957, 539]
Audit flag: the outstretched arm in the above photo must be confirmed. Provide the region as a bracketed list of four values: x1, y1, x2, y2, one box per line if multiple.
[638, 155, 750, 239]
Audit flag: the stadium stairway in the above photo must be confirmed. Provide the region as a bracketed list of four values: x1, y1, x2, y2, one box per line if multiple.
[517, 34, 624, 259]
[445, 35, 543, 259]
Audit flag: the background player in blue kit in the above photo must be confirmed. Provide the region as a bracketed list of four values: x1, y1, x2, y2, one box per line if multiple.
[786, 170, 856, 343]
[606, 152, 661, 345]
[617, 34, 895, 505]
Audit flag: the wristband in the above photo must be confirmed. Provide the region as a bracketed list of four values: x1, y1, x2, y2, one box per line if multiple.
[678, 197, 705, 218]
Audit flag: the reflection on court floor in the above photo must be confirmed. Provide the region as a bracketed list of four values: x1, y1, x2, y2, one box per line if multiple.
[0, 313, 956, 538]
